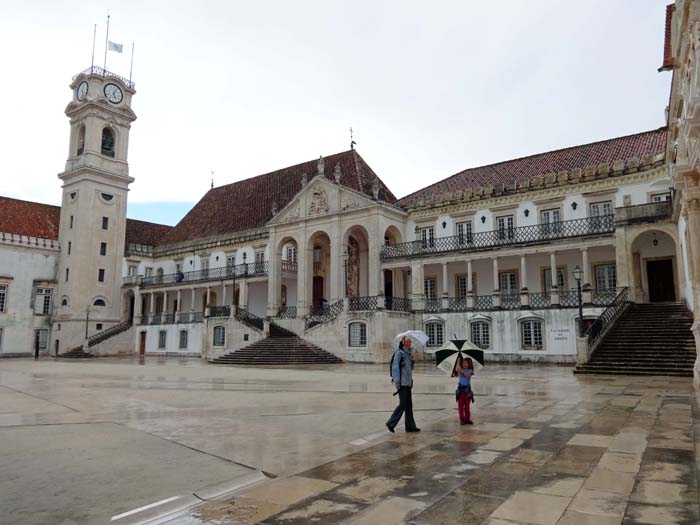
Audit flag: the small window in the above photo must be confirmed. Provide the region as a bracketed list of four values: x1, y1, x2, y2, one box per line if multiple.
[145, 267, 153, 278]
[226, 254, 236, 268]
[65, 268, 69, 282]
[69, 215, 74, 229]
[101, 193, 113, 201]
[93, 298, 106, 306]
[179, 330, 188, 349]
[98, 269, 105, 282]
[96, 323, 103, 331]
[213, 326, 225, 346]
[0, 284, 7, 313]
[650, 192, 671, 203]
[127, 265, 137, 277]
[61, 298, 68, 306]
[470, 321, 490, 349]
[35, 288, 52, 315]
[499, 271, 518, 295]
[456, 221, 473, 245]
[521, 319, 544, 350]
[158, 330, 167, 349]
[595, 264, 617, 290]
[101, 127, 115, 157]
[100, 242, 107, 256]
[348, 322, 367, 347]
[419, 226, 435, 249]
[497, 215, 515, 241]
[101, 217, 108, 230]
[76, 125, 85, 156]
[68, 241, 72, 255]
[425, 322, 444, 347]
[424, 278, 437, 301]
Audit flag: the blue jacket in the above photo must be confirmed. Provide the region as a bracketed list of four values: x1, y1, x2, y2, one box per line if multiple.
[391, 348, 414, 387]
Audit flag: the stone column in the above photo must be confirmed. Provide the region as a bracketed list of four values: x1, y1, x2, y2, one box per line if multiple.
[297, 245, 310, 317]
[149, 293, 155, 323]
[466, 259, 474, 308]
[133, 286, 142, 325]
[581, 247, 592, 304]
[191, 288, 196, 322]
[175, 289, 181, 322]
[368, 240, 381, 299]
[492, 257, 500, 308]
[441, 262, 449, 310]
[411, 261, 425, 311]
[240, 281, 249, 310]
[549, 252, 559, 306]
[330, 237, 342, 301]
[520, 255, 529, 307]
[615, 226, 632, 298]
[267, 247, 281, 318]
[162, 291, 168, 324]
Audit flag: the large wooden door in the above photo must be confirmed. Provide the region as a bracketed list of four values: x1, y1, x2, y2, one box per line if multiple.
[139, 332, 146, 355]
[312, 276, 324, 307]
[647, 259, 675, 302]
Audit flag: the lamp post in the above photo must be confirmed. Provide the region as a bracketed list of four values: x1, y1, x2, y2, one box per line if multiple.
[572, 265, 585, 337]
[342, 249, 348, 297]
[84, 305, 91, 340]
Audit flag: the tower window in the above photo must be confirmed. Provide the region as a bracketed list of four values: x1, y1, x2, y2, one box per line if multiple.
[102, 217, 108, 230]
[98, 269, 105, 282]
[100, 242, 107, 256]
[101, 127, 115, 157]
[93, 298, 106, 306]
[69, 215, 74, 229]
[65, 268, 69, 282]
[67, 241, 71, 255]
[76, 125, 85, 156]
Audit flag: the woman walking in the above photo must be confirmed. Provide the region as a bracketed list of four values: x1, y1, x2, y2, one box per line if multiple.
[386, 336, 421, 433]
[454, 356, 474, 425]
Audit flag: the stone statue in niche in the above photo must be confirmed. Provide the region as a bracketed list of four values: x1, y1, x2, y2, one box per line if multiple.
[309, 188, 329, 215]
[346, 235, 360, 297]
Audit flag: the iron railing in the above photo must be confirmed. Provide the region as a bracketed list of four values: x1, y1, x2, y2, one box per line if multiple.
[348, 296, 378, 311]
[305, 300, 344, 330]
[87, 320, 131, 347]
[529, 293, 550, 309]
[277, 305, 297, 318]
[381, 215, 615, 260]
[558, 291, 579, 308]
[234, 306, 264, 331]
[447, 297, 470, 312]
[424, 300, 442, 312]
[75, 65, 136, 89]
[209, 306, 231, 318]
[592, 288, 620, 306]
[386, 297, 412, 312]
[281, 260, 298, 272]
[474, 295, 494, 310]
[586, 287, 630, 351]
[500, 293, 520, 309]
[140, 261, 269, 288]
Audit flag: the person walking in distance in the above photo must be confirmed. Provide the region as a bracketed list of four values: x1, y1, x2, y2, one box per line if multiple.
[34, 332, 40, 360]
[386, 336, 420, 433]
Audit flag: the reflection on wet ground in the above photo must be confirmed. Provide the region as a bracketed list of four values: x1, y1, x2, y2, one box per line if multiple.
[0, 357, 698, 524]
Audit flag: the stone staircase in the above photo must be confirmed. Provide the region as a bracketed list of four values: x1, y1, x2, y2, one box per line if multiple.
[211, 323, 343, 365]
[59, 320, 132, 358]
[575, 303, 696, 377]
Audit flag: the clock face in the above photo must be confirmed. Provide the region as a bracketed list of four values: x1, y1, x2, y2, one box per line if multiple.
[103, 83, 123, 104]
[77, 81, 88, 101]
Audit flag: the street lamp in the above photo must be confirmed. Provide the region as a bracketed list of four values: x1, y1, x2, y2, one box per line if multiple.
[342, 249, 348, 296]
[572, 265, 585, 337]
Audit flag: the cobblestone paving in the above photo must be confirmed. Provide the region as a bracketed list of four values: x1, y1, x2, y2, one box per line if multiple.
[174, 374, 700, 525]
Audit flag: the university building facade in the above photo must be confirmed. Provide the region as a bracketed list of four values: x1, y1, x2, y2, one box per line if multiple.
[1, 2, 699, 380]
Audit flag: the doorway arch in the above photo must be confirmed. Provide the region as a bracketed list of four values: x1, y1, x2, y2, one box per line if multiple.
[630, 229, 680, 303]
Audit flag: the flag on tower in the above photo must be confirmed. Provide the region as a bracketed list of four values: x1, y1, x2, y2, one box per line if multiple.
[108, 41, 123, 53]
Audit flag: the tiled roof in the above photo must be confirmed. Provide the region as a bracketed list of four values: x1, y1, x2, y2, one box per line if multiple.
[397, 128, 668, 208]
[124, 218, 173, 247]
[659, 4, 675, 72]
[161, 149, 396, 245]
[0, 196, 61, 240]
[0, 195, 171, 247]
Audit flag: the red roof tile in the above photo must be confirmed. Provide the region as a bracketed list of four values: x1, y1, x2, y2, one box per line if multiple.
[0, 196, 61, 240]
[397, 128, 668, 208]
[161, 149, 396, 245]
[659, 4, 676, 72]
[0, 195, 171, 248]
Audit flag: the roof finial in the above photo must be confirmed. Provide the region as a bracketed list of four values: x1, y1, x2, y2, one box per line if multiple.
[333, 163, 342, 183]
[350, 126, 357, 150]
[317, 156, 325, 177]
[210, 170, 214, 189]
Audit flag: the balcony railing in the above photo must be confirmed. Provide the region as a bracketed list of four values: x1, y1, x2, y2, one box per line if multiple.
[277, 305, 297, 318]
[500, 293, 520, 309]
[381, 215, 615, 260]
[529, 293, 550, 309]
[386, 297, 412, 312]
[281, 260, 298, 272]
[74, 65, 135, 89]
[139, 311, 204, 325]
[348, 296, 378, 311]
[139, 261, 269, 288]
[615, 201, 671, 225]
[209, 306, 231, 318]
[305, 300, 344, 330]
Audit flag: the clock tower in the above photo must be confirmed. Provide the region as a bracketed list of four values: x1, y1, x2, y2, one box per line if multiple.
[53, 68, 137, 353]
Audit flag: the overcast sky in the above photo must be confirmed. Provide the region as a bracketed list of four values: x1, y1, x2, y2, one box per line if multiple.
[0, 1, 672, 225]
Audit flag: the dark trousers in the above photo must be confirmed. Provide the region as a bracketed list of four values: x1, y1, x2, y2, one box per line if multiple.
[387, 386, 418, 431]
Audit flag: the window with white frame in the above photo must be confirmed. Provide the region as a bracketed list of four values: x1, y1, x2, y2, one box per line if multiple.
[543, 268, 566, 292]
[35, 288, 52, 315]
[470, 320, 490, 349]
[590, 200, 613, 231]
[540, 208, 562, 236]
[520, 319, 544, 350]
[650, 192, 671, 203]
[424, 277, 437, 301]
[348, 322, 367, 347]
[425, 322, 444, 347]
[595, 264, 617, 290]
[0, 284, 7, 313]
[255, 251, 265, 272]
[456, 274, 476, 298]
[158, 330, 167, 349]
[179, 330, 188, 349]
[497, 215, 515, 241]
[456, 221, 473, 245]
[419, 226, 435, 249]
[145, 267, 153, 278]
[499, 272, 518, 295]
[213, 326, 226, 346]
[286, 246, 297, 263]
[201, 258, 209, 275]
[127, 265, 137, 277]
[35, 329, 48, 350]
[226, 253, 236, 268]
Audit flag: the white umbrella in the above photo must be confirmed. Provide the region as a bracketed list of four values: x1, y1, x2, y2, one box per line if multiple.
[392, 330, 429, 350]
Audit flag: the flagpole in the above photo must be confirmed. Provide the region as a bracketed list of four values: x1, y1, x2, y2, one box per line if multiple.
[103, 13, 110, 72]
[91, 24, 97, 69]
[129, 43, 135, 82]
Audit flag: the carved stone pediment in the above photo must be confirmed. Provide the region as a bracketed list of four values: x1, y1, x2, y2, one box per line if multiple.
[308, 187, 329, 215]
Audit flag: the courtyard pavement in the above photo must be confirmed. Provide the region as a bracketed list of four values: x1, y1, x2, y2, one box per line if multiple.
[0, 357, 698, 524]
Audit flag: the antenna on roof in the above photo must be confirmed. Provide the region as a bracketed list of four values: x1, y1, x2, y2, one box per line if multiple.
[210, 170, 214, 189]
[350, 126, 357, 150]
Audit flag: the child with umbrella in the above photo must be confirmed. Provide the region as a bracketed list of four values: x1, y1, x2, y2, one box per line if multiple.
[435, 340, 484, 426]
[454, 356, 474, 425]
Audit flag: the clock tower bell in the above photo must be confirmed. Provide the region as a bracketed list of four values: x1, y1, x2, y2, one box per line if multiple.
[53, 68, 137, 353]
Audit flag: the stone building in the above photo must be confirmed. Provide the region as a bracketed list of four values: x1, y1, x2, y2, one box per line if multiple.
[0, 4, 698, 379]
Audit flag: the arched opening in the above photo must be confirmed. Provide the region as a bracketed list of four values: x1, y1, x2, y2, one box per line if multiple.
[631, 229, 679, 303]
[202, 290, 218, 310]
[277, 236, 299, 314]
[101, 127, 115, 157]
[308, 231, 331, 311]
[123, 290, 135, 324]
[384, 225, 402, 245]
[76, 124, 86, 156]
[343, 226, 370, 297]
[93, 298, 106, 307]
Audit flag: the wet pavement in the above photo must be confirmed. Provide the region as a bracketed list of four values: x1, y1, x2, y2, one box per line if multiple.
[0, 357, 698, 524]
